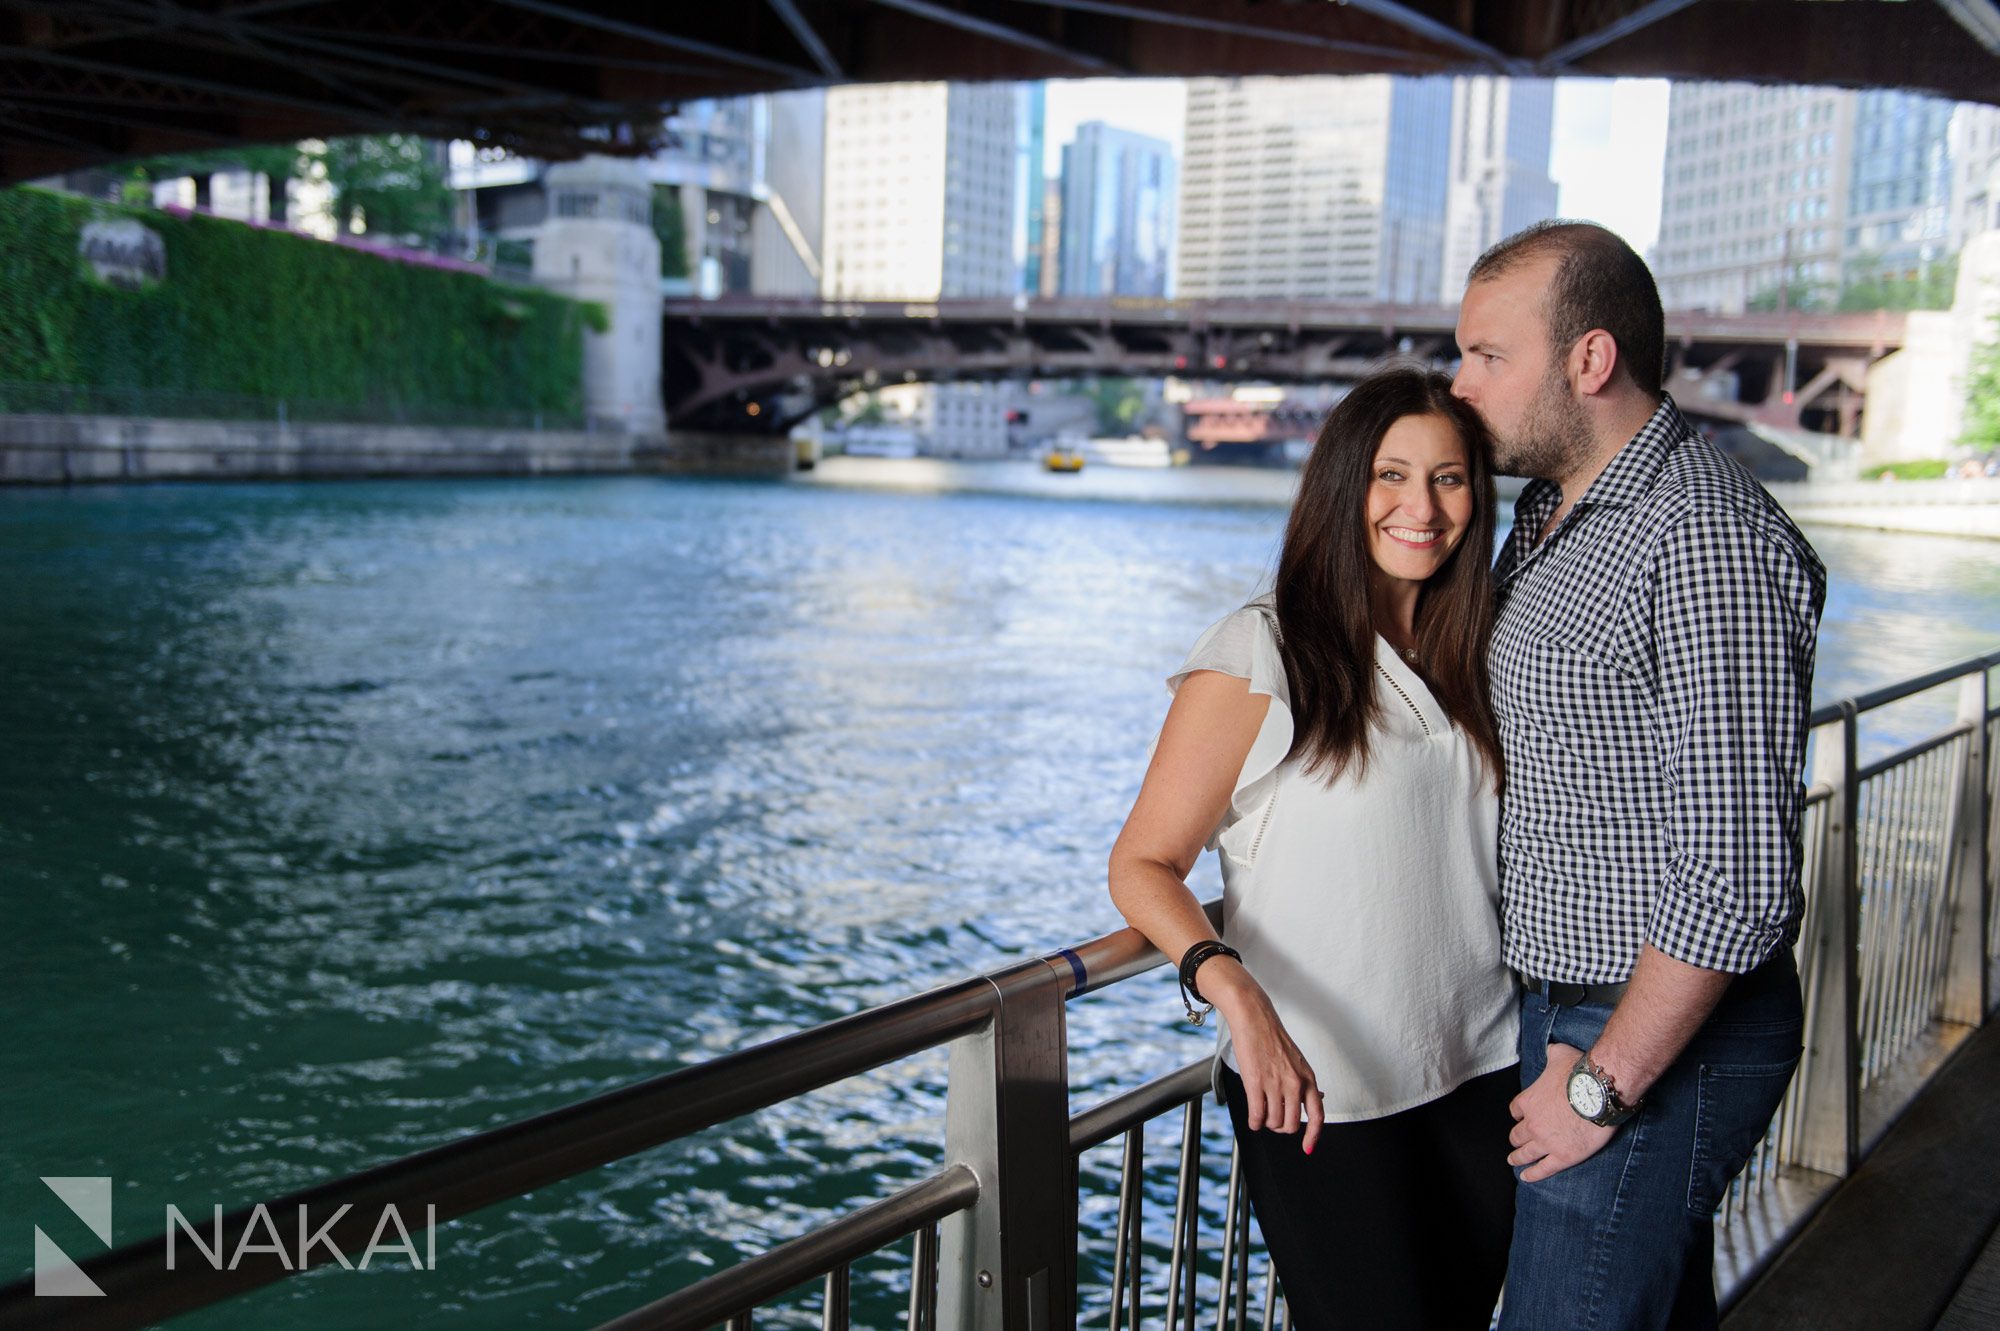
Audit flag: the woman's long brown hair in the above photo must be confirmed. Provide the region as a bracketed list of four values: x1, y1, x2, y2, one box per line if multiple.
[1272, 364, 1504, 788]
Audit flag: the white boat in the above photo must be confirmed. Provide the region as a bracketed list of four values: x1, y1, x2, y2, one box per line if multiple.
[1085, 435, 1175, 469]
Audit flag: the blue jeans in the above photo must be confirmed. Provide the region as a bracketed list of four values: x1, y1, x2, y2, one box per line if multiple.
[1498, 952, 1802, 1331]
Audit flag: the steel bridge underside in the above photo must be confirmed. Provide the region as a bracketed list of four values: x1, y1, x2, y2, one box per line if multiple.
[661, 298, 1907, 438]
[2, 0, 1998, 186]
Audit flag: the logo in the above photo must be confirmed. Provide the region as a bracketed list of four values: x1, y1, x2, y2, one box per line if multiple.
[29, 1177, 439, 1298]
[35, 1176, 110, 1297]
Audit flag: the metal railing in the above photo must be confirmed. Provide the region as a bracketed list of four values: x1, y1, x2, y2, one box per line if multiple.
[4, 655, 1997, 1330]
[1713, 654, 1997, 1292]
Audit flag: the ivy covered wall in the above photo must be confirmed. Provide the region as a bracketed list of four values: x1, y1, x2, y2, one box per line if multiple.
[0, 187, 599, 423]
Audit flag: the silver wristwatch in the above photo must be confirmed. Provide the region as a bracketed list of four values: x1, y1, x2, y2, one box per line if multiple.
[1566, 1052, 1639, 1127]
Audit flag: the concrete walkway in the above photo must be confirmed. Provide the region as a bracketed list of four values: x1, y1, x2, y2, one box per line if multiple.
[1723, 1013, 2000, 1331]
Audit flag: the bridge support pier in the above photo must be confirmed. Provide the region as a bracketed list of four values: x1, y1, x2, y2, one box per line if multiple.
[532, 156, 667, 437]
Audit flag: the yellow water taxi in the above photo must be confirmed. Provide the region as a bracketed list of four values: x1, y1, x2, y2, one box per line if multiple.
[1044, 448, 1085, 473]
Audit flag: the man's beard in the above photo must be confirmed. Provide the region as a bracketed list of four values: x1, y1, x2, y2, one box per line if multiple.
[1491, 363, 1594, 482]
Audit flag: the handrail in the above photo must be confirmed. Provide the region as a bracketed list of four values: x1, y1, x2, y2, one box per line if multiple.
[1071, 1061, 1212, 1155]
[594, 1165, 981, 1331]
[1808, 652, 2000, 728]
[1855, 720, 1975, 783]
[0, 976, 998, 1329]
[1049, 897, 1224, 998]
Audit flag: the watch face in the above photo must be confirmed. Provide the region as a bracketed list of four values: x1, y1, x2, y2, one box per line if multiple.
[1567, 1070, 1607, 1119]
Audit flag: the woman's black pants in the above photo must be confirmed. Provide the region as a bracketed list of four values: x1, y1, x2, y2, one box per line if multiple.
[1220, 1063, 1517, 1330]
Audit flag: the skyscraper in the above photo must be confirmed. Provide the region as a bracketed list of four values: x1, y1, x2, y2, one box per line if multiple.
[748, 90, 826, 298]
[1653, 83, 1960, 313]
[1057, 121, 1177, 298]
[1176, 76, 1451, 303]
[1845, 90, 1956, 291]
[1950, 101, 2000, 250]
[1439, 78, 1558, 301]
[1017, 83, 1047, 297]
[821, 82, 1017, 453]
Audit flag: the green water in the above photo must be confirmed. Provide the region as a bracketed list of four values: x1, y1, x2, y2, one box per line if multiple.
[4, 473, 1998, 1327]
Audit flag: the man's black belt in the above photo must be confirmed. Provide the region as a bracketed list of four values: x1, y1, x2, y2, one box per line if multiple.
[1520, 974, 1630, 1006]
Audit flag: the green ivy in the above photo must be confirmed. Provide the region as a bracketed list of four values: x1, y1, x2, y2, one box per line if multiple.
[1859, 459, 1951, 481]
[0, 185, 594, 422]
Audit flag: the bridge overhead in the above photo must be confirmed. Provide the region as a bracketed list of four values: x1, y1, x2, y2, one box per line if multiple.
[2, 0, 1997, 185]
[660, 296, 1905, 435]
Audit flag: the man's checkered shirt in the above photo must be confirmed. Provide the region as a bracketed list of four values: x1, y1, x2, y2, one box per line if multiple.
[1490, 395, 1826, 984]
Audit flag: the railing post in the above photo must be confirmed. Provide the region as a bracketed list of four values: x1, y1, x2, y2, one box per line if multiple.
[1796, 707, 1860, 1177]
[937, 959, 1073, 1331]
[1944, 669, 1991, 1026]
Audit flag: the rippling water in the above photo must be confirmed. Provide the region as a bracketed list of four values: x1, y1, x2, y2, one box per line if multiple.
[4, 470, 1999, 1327]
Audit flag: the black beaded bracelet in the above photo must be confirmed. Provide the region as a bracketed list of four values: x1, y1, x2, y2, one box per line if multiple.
[1177, 940, 1242, 1026]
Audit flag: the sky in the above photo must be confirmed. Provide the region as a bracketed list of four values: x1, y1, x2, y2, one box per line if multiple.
[1041, 76, 1671, 258]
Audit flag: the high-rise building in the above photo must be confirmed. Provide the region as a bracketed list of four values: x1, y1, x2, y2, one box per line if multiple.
[1439, 78, 1558, 301]
[1057, 121, 1177, 298]
[1653, 83, 1961, 313]
[1056, 120, 1176, 295]
[748, 90, 827, 298]
[821, 82, 1017, 454]
[1948, 101, 2000, 251]
[1845, 90, 1956, 289]
[1176, 76, 1451, 303]
[1037, 179, 1063, 299]
[1017, 84, 1047, 297]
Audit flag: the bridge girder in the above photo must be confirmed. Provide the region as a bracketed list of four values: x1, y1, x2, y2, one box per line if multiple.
[662, 298, 1908, 437]
[3, 0, 1998, 185]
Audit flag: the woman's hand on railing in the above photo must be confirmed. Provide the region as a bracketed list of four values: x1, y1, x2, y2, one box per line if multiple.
[1201, 958, 1325, 1155]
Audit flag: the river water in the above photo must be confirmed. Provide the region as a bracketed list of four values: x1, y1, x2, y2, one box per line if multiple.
[4, 467, 1999, 1327]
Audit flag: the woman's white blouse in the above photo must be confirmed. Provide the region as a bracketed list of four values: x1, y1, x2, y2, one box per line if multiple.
[1168, 602, 1518, 1121]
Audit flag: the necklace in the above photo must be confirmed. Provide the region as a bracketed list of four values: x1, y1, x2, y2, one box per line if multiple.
[1398, 644, 1419, 664]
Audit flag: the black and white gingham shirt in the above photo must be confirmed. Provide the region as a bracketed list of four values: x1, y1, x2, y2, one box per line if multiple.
[1490, 395, 1826, 983]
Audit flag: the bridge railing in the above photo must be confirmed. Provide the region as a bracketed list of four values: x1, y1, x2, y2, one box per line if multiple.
[4, 656, 1996, 1330]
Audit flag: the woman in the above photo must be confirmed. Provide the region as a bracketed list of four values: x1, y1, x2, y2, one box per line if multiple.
[1108, 366, 1516, 1329]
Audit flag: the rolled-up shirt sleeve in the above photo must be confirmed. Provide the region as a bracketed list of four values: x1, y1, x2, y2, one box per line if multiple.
[1644, 508, 1824, 973]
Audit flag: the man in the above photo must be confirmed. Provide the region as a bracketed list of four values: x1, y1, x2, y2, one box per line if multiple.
[1451, 221, 1825, 1329]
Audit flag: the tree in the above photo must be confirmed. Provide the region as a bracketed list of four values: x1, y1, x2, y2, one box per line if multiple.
[1835, 255, 1957, 313]
[1964, 314, 2000, 452]
[1745, 280, 1828, 314]
[307, 135, 453, 247]
[653, 185, 690, 279]
[1083, 376, 1146, 434]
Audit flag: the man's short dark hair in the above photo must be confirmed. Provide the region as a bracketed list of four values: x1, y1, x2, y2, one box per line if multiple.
[1465, 220, 1665, 398]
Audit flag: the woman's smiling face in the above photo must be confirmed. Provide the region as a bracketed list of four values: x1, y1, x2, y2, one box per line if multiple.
[1363, 412, 1473, 589]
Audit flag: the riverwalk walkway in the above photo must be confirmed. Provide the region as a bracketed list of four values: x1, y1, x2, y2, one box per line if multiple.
[1725, 1014, 2000, 1330]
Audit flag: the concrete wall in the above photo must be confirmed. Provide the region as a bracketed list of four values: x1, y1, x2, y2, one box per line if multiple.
[637, 430, 795, 476]
[1768, 475, 2000, 539]
[0, 415, 641, 485]
[1862, 232, 2000, 464]
[0, 417, 806, 485]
